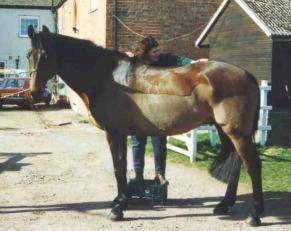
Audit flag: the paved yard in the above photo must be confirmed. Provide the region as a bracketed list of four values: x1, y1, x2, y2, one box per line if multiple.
[0, 107, 290, 230]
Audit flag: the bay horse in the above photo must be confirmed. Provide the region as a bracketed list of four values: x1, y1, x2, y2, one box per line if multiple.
[28, 25, 263, 226]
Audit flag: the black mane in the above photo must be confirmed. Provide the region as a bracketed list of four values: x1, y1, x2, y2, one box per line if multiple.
[49, 33, 136, 69]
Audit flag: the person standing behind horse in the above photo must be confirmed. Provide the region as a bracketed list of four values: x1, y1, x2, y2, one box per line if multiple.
[128, 36, 193, 185]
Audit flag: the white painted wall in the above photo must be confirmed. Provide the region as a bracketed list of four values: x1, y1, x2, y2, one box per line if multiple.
[0, 8, 55, 71]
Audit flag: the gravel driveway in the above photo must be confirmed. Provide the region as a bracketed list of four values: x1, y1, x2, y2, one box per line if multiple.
[0, 107, 290, 230]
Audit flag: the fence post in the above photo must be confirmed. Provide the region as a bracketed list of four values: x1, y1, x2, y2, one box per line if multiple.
[190, 129, 197, 162]
[258, 80, 272, 146]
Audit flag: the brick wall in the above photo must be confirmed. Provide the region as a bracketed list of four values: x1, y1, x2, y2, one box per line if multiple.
[106, 0, 223, 59]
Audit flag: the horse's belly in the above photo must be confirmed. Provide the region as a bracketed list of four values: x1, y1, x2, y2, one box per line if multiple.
[124, 94, 211, 136]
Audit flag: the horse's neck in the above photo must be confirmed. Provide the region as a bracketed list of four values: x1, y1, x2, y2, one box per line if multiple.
[54, 46, 114, 97]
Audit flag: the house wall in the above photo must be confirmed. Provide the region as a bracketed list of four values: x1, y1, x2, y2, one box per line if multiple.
[57, 0, 107, 46]
[207, 1, 273, 82]
[56, 0, 108, 119]
[106, 0, 222, 59]
[0, 8, 55, 70]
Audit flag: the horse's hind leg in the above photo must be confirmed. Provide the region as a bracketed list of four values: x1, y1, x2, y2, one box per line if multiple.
[213, 125, 242, 215]
[229, 134, 263, 226]
[105, 130, 128, 221]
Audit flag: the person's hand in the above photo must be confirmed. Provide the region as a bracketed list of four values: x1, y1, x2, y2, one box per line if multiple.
[190, 58, 208, 64]
[125, 51, 134, 57]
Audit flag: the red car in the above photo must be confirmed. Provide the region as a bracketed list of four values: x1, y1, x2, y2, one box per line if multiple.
[0, 77, 51, 109]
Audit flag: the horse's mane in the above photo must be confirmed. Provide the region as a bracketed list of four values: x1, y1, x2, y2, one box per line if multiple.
[50, 33, 135, 66]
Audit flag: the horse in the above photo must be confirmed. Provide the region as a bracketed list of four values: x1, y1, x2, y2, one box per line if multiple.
[27, 25, 263, 226]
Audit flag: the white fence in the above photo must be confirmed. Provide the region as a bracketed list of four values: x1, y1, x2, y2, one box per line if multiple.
[167, 80, 272, 162]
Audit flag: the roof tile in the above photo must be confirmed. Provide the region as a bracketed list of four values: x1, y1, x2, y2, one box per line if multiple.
[245, 0, 291, 37]
[0, 0, 62, 7]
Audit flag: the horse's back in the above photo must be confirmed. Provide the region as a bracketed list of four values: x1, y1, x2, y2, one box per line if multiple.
[113, 59, 210, 96]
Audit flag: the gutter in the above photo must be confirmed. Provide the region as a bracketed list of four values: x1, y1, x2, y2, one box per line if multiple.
[0, 5, 52, 10]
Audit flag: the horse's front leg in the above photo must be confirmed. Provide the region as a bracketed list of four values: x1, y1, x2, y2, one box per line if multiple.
[105, 130, 128, 221]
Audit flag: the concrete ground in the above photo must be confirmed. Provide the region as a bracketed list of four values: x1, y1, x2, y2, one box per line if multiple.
[0, 106, 290, 230]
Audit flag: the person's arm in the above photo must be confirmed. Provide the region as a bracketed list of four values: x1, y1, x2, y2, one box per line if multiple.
[177, 56, 193, 66]
[156, 53, 193, 66]
[152, 53, 178, 67]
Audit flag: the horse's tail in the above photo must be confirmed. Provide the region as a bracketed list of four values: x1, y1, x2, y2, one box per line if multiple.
[209, 150, 241, 183]
[250, 71, 260, 154]
[209, 71, 260, 183]
[247, 70, 260, 137]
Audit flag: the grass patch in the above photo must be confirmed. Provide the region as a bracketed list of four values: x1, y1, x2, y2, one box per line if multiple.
[135, 134, 291, 192]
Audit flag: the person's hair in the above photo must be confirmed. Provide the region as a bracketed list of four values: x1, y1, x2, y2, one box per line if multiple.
[134, 36, 159, 60]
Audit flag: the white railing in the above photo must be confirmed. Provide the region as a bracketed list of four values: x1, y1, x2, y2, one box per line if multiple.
[257, 80, 272, 146]
[167, 80, 272, 162]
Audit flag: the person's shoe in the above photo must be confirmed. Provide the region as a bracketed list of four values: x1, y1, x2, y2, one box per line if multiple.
[154, 173, 169, 185]
[133, 172, 144, 182]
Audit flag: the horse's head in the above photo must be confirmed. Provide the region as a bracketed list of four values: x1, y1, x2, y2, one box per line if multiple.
[28, 25, 56, 100]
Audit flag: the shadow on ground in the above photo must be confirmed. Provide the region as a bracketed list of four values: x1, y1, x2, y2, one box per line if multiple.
[0, 191, 290, 226]
[0, 152, 51, 174]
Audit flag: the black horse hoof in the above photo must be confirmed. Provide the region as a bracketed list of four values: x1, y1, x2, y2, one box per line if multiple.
[111, 195, 128, 209]
[247, 215, 261, 227]
[213, 202, 229, 215]
[109, 205, 124, 221]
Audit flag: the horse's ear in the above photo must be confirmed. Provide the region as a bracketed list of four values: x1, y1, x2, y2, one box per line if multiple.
[28, 25, 35, 39]
[42, 25, 50, 35]
[41, 26, 51, 51]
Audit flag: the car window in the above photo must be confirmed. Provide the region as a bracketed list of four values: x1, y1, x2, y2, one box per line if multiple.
[3, 79, 25, 88]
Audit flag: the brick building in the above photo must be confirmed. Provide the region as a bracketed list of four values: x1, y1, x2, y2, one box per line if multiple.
[55, 0, 222, 59]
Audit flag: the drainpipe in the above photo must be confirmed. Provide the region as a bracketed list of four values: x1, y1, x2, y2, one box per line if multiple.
[51, 0, 58, 33]
[112, 0, 117, 50]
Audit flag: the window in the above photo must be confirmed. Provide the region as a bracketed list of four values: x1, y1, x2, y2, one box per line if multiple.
[19, 16, 39, 37]
[0, 61, 6, 79]
[1, 79, 25, 88]
[90, 0, 98, 12]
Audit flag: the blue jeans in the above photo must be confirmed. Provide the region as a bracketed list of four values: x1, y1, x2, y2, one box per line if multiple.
[131, 135, 167, 176]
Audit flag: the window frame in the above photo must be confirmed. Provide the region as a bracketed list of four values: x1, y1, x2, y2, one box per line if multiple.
[19, 15, 40, 38]
[90, 0, 98, 12]
[0, 60, 6, 78]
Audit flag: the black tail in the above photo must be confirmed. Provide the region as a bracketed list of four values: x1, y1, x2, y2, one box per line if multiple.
[209, 151, 241, 183]
[249, 71, 260, 137]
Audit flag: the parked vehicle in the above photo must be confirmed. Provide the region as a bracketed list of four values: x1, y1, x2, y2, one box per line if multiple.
[0, 77, 51, 109]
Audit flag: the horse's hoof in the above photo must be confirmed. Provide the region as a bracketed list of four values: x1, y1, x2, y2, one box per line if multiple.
[109, 206, 124, 221]
[111, 195, 128, 209]
[247, 215, 261, 227]
[109, 210, 124, 221]
[213, 202, 229, 215]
